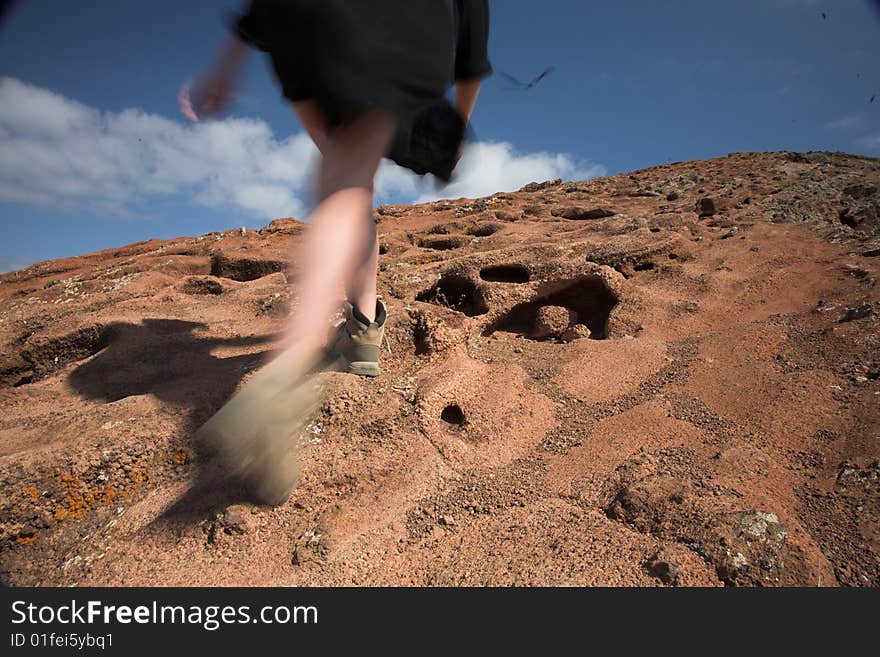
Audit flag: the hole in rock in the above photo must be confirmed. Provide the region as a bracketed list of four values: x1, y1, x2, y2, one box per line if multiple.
[483, 275, 619, 340]
[441, 403, 467, 426]
[181, 277, 223, 295]
[612, 265, 632, 280]
[479, 264, 531, 283]
[13, 373, 34, 387]
[20, 324, 113, 382]
[418, 236, 468, 251]
[210, 254, 287, 282]
[412, 320, 431, 356]
[838, 207, 866, 229]
[633, 261, 656, 272]
[467, 223, 502, 237]
[416, 274, 489, 317]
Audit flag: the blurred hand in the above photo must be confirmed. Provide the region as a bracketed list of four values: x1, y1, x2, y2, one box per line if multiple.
[180, 72, 237, 122]
[453, 139, 464, 169]
[454, 113, 468, 169]
[180, 37, 249, 122]
[178, 82, 199, 122]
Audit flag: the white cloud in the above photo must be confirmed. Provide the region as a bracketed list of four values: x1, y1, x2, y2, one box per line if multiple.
[375, 142, 605, 204]
[401, 141, 605, 203]
[0, 76, 605, 223]
[0, 77, 316, 221]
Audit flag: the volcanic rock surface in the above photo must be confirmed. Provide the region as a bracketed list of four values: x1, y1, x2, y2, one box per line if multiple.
[1, 151, 878, 586]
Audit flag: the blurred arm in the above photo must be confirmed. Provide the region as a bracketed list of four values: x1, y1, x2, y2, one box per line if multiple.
[452, 0, 490, 124]
[454, 78, 482, 124]
[184, 35, 250, 119]
[216, 34, 250, 77]
[292, 99, 330, 154]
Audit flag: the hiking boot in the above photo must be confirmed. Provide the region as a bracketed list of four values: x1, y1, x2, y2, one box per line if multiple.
[326, 297, 387, 377]
[194, 350, 328, 507]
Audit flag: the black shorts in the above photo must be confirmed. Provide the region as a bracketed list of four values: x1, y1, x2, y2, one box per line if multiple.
[233, 1, 455, 119]
[229, 0, 491, 177]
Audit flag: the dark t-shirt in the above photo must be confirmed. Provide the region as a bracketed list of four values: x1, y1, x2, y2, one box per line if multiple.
[451, 0, 492, 81]
[228, 1, 491, 178]
[230, 0, 492, 87]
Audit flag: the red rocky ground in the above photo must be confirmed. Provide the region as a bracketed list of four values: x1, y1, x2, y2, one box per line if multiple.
[1, 150, 878, 586]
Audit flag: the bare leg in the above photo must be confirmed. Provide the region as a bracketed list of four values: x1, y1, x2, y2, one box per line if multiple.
[291, 100, 380, 323]
[278, 109, 395, 372]
[195, 109, 394, 506]
[346, 220, 379, 323]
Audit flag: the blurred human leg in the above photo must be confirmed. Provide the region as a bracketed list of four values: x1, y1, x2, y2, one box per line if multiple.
[277, 109, 395, 373]
[345, 219, 379, 323]
[195, 109, 396, 506]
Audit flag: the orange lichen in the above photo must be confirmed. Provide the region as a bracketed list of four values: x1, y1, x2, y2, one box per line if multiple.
[53, 491, 91, 520]
[100, 485, 116, 505]
[16, 533, 38, 545]
[23, 486, 39, 503]
[128, 467, 147, 490]
[55, 473, 81, 488]
[52, 474, 95, 520]
[39, 462, 154, 525]
[172, 450, 188, 465]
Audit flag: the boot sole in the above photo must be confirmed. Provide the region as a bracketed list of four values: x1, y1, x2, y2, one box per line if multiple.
[336, 355, 380, 377]
[195, 355, 328, 507]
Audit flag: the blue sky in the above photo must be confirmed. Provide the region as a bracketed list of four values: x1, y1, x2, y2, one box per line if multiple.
[1, 0, 879, 272]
